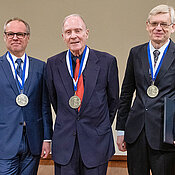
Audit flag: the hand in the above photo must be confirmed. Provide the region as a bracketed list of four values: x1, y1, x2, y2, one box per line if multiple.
[174, 141, 175, 145]
[41, 141, 51, 158]
[117, 135, 127, 152]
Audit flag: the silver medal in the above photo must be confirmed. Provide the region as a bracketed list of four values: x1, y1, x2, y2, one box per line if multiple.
[147, 85, 159, 98]
[16, 94, 29, 107]
[69, 95, 81, 109]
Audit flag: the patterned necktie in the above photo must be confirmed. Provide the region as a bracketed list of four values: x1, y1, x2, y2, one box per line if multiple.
[153, 50, 160, 67]
[15, 58, 23, 79]
[74, 58, 84, 111]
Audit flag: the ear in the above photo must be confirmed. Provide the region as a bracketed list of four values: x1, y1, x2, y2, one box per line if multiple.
[146, 21, 149, 32]
[61, 33, 64, 38]
[27, 34, 30, 40]
[171, 24, 175, 34]
[3, 33, 6, 42]
[86, 29, 89, 39]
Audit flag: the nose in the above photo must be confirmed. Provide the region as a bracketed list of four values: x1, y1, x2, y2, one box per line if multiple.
[155, 23, 162, 29]
[13, 34, 18, 39]
[70, 31, 77, 38]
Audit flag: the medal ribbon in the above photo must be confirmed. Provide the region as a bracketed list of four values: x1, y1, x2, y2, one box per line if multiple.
[8, 51, 27, 93]
[147, 42, 169, 82]
[66, 45, 89, 92]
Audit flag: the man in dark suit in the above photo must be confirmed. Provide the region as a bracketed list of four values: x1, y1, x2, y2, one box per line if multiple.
[0, 18, 53, 174]
[46, 14, 119, 175]
[116, 4, 175, 175]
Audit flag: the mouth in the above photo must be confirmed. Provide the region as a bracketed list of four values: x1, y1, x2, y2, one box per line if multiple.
[11, 43, 21, 46]
[70, 41, 80, 44]
[154, 32, 163, 36]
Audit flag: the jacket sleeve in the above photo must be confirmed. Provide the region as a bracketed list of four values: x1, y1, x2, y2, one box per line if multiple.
[45, 59, 57, 114]
[42, 63, 53, 140]
[116, 48, 136, 130]
[107, 56, 119, 125]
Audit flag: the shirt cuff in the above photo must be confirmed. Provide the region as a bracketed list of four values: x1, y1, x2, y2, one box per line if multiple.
[44, 140, 52, 142]
[117, 130, 125, 136]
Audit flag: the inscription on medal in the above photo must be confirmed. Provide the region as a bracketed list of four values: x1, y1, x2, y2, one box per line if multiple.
[147, 85, 159, 98]
[16, 94, 29, 107]
[69, 95, 81, 109]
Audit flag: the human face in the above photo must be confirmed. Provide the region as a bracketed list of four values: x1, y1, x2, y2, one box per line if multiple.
[62, 16, 89, 56]
[4, 20, 30, 57]
[146, 13, 175, 48]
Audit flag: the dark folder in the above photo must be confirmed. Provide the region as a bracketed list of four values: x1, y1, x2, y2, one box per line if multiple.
[163, 97, 175, 144]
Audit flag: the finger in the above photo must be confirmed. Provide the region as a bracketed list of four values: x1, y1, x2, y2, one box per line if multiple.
[43, 151, 49, 159]
[118, 145, 125, 152]
[118, 142, 127, 152]
[41, 150, 44, 158]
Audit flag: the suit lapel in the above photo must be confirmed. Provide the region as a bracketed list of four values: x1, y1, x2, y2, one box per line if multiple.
[80, 49, 100, 113]
[56, 53, 74, 98]
[155, 41, 175, 85]
[23, 56, 34, 94]
[140, 43, 151, 85]
[0, 53, 19, 95]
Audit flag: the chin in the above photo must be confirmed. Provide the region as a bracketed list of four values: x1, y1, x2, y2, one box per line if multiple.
[153, 37, 162, 42]
[71, 48, 82, 53]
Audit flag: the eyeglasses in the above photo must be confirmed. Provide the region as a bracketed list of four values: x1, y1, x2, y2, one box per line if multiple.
[148, 21, 173, 29]
[4, 32, 29, 39]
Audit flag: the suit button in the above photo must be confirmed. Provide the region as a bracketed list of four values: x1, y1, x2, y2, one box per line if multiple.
[73, 132, 76, 136]
[77, 117, 80, 120]
[19, 122, 23, 125]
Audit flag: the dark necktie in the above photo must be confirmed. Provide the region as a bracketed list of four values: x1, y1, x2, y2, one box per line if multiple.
[15, 58, 23, 79]
[74, 58, 84, 111]
[153, 50, 160, 67]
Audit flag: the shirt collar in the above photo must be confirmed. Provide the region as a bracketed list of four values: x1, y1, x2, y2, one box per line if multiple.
[71, 53, 82, 62]
[10, 53, 26, 63]
[150, 39, 170, 53]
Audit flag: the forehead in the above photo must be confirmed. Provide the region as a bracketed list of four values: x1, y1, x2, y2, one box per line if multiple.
[149, 13, 171, 22]
[6, 20, 26, 32]
[63, 16, 86, 31]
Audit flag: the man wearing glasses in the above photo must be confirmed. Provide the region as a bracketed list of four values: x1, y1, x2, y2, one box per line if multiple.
[116, 4, 175, 175]
[0, 18, 53, 174]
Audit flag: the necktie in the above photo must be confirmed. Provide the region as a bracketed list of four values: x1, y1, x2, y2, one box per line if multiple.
[153, 50, 160, 67]
[15, 58, 26, 126]
[16, 58, 23, 79]
[74, 58, 84, 111]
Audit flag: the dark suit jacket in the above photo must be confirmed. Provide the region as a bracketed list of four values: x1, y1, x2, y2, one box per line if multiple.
[116, 40, 175, 151]
[46, 48, 119, 168]
[0, 52, 53, 159]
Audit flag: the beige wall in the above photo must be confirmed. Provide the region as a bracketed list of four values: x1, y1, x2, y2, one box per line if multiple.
[1, 0, 175, 155]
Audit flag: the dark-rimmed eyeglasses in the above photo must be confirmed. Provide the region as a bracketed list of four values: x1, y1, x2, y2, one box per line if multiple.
[148, 21, 173, 29]
[4, 32, 29, 39]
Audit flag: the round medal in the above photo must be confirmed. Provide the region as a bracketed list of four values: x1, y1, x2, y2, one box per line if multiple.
[147, 85, 159, 98]
[69, 95, 81, 109]
[16, 94, 29, 107]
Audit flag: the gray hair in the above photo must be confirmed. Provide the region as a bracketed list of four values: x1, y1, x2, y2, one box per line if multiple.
[62, 14, 87, 32]
[147, 5, 175, 24]
[4, 17, 30, 34]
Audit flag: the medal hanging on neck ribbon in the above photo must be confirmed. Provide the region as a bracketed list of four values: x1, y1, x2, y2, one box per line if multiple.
[66, 45, 89, 109]
[147, 43, 169, 98]
[8, 52, 29, 106]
